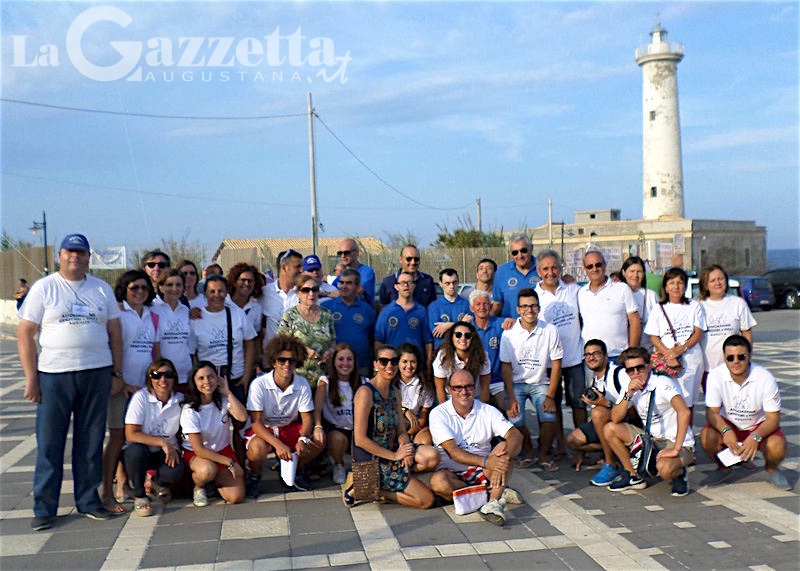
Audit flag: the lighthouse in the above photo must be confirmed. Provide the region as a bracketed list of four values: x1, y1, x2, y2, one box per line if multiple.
[636, 24, 685, 220]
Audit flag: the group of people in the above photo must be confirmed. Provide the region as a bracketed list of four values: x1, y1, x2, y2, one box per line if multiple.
[17, 232, 790, 533]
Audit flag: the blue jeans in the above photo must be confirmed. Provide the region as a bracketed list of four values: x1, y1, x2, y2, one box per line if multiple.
[511, 383, 557, 427]
[33, 367, 111, 517]
[122, 443, 185, 498]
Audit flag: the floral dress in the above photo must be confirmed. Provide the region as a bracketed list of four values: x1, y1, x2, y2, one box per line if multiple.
[353, 383, 410, 493]
[277, 306, 336, 389]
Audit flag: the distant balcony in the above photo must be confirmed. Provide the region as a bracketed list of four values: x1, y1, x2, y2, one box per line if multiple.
[636, 42, 685, 60]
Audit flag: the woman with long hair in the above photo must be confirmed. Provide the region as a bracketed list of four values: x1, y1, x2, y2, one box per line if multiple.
[397, 343, 435, 445]
[226, 262, 265, 367]
[432, 321, 491, 404]
[178, 260, 205, 309]
[620, 256, 659, 351]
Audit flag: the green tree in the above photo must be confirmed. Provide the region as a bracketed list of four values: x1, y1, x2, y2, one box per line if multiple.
[434, 216, 505, 248]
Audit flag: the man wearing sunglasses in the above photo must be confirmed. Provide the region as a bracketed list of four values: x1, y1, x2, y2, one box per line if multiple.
[332, 238, 375, 304]
[375, 271, 433, 366]
[700, 335, 790, 490]
[261, 249, 302, 345]
[604, 347, 693, 495]
[141, 250, 171, 291]
[491, 234, 538, 320]
[378, 244, 437, 307]
[429, 370, 524, 526]
[577, 248, 641, 363]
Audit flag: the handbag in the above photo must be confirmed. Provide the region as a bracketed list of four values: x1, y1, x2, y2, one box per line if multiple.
[630, 390, 661, 481]
[650, 304, 683, 377]
[349, 402, 381, 503]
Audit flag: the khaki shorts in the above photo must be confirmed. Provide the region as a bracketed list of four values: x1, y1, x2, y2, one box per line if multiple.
[626, 424, 693, 467]
[107, 391, 129, 430]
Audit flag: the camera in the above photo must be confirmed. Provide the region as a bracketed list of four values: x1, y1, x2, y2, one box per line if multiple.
[582, 387, 600, 401]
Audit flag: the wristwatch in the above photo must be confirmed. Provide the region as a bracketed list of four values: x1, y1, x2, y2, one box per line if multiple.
[751, 433, 763, 443]
[298, 436, 311, 445]
[112, 371, 124, 379]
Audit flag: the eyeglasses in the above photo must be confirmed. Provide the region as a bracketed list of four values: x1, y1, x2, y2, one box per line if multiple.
[583, 351, 604, 359]
[275, 357, 298, 366]
[150, 370, 177, 380]
[181, 270, 197, 276]
[453, 331, 473, 340]
[404, 256, 420, 263]
[396, 281, 415, 287]
[337, 250, 353, 257]
[145, 261, 168, 269]
[128, 284, 148, 292]
[518, 303, 539, 311]
[299, 286, 320, 294]
[585, 263, 605, 270]
[625, 364, 647, 374]
[726, 354, 748, 362]
[377, 356, 400, 367]
[449, 384, 475, 393]
[511, 248, 529, 256]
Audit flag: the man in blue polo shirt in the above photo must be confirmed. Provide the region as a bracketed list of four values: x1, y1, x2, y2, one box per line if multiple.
[325, 269, 376, 377]
[375, 271, 433, 365]
[428, 268, 471, 350]
[332, 238, 376, 304]
[378, 244, 437, 307]
[469, 289, 507, 411]
[491, 234, 538, 320]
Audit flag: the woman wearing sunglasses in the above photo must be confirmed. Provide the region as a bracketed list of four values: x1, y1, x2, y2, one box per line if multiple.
[123, 359, 184, 516]
[432, 321, 491, 404]
[178, 260, 205, 310]
[343, 345, 438, 509]
[276, 273, 336, 390]
[103, 270, 161, 513]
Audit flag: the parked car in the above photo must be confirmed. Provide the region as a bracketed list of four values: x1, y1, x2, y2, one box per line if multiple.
[732, 276, 775, 310]
[762, 268, 800, 309]
[686, 277, 740, 301]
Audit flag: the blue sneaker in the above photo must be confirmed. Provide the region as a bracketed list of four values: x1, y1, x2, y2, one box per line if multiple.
[671, 469, 689, 497]
[591, 462, 621, 487]
[609, 472, 647, 492]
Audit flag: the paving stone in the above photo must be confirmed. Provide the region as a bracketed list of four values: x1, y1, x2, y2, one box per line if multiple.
[214, 561, 253, 571]
[252, 556, 292, 571]
[290, 530, 362, 557]
[383, 507, 467, 547]
[327, 550, 367, 566]
[290, 554, 329, 569]
[0, 547, 109, 570]
[289, 512, 355, 534]
[150, 521, 222, 545]
[482, 549, 573, 570]
[436, 543, 477, 557]
[456, 520, 536, 543]
[549, 546, 604, 570]
[408, 554, 488, 570]
[223, 499, 286, 520]
[286, 497, 343, 517]
[220, 516, 288, 539]
[0, 532, 52, 556]
[402, 545, 440, 560]
[42, 527, 121, 552]
[216, 537, 291, 562]
[140, 540, 219, 569]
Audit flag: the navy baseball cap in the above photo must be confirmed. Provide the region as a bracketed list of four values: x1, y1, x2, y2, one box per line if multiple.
[60, 233, 90, 252]
[302, 255, 322, 271]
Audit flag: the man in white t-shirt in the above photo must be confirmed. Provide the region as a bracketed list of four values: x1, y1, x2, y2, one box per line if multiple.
[699, 335, 790, 490]
[500, 288, 563, 470]
[18, 234, 124, 530]
[261, 249, 302, 349]
[429, 370, 523, 526]
[604, 347, 694, 496]
[577, 248, 641, 361]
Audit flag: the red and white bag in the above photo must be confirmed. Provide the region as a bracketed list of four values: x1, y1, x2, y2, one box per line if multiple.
[453, 484, 488, 515]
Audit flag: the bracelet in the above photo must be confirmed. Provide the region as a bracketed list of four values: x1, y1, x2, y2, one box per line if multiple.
[314, 425, 324, 430]
[720, 426, 732, 435]
[622, 395, 631, 401]
[228, 460, 235, 469]
[482, 456, 487, 469]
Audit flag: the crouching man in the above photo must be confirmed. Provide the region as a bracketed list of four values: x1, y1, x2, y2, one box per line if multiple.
[604, 347, 695, 496]
[429, 370, 524, 526]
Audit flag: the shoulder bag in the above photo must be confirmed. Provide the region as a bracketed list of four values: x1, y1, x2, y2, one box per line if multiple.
[630, 389, 661, 481]
[649, 304, 683, 377]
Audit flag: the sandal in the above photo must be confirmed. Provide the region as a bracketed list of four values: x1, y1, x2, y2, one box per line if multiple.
[102, 497, 127, 514]
[151, 480, 172, 504]
[515, 457, 535, 469]
[133, 498, 151, 517]
[341, 472, 355, 509]
[540, 460, 560, 472]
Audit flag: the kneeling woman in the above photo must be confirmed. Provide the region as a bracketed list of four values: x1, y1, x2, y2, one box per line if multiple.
[180, 361, 247, 507]
[123, 359, 185, 516]
[344, 345, 439, 509]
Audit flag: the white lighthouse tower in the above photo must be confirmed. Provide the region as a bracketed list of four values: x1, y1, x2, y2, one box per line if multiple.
[636, 24, 685, 220]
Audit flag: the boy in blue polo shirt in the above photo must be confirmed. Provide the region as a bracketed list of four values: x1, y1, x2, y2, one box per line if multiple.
[325, 269, 376, 376]
[375, 271, 433, 365]
[428, 268, 471, 350]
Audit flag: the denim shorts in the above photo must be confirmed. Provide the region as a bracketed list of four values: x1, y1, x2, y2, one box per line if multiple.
[511, 383, 556, 426]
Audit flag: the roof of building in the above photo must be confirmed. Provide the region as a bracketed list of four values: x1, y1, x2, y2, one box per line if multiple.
[212, 236, 387, 261]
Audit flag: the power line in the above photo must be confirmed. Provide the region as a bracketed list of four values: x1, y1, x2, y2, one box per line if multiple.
[314, 114, 474, 212]
[1, 98, 306, 121]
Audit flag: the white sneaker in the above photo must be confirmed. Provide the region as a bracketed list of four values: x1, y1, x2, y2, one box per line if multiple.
[501, 487, 523, 505]
[479, 499, 506, 526]
[332, 464, 347, 485]
[193, 487, 208, 507]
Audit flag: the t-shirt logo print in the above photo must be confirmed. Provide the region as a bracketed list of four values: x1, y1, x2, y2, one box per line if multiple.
[507, 277, 518, 287]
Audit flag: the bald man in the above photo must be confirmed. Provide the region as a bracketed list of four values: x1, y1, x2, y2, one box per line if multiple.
[333, 238, 375, 304]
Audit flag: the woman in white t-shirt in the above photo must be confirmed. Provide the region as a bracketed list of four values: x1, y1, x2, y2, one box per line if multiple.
[432, 321, 491, 404]
[226, 262, 265, 367]
[397, 343, 435, 445]
[180, 360, 247, 507]
[313, 343, 364, 484]
[152, 269, 193, 389]
[123, 359, 184, 516]
[698, 264, 757, 385]
[178, 260, 206, 310]
[645, 268, 706, 410]
[620, 256, 658, 352]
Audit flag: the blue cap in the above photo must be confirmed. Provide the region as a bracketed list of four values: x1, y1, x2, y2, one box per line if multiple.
[60, 233, 90, 252]
[302, 254, 322, 271]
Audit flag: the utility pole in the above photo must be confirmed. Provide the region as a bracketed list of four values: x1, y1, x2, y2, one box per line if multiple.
[307, 92, 319, 254]
[476, 198, 482, 234]
[547, 199, 553, 248]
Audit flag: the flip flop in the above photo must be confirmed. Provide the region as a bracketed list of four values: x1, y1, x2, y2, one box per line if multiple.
[133, 498, 151, 517]
[103, 497, 127, 514]
[515, 457, 535, 469]
[540, 460, 560, 472]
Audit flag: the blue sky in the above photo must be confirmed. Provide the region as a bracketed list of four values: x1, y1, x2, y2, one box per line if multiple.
[2, 1, 797, 260]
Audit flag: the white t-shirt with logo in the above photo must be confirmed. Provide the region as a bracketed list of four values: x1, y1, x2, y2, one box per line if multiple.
[151, 302, 193, 383]
[399, 375, 435, 415]
[499, 320, 563, 385]
[700, 295, 757, 371]
[317, 375, 355, 430]
[18, 273, 120, 373]
[124, 388, 184, 450]
[644, 301, 706, 370]
[432, 350, 492, 379]
[535, 280, 582, 367]
[188, 305, 257, 379]
[705, 363, 780, 431]
[578, 279, 639, 357]
[180, 398, 233, 452]
[119, 301, 159, 388]
[261, 282, 298, 344]
[616, 374, 695, 448]
[246, 371, 313, 428]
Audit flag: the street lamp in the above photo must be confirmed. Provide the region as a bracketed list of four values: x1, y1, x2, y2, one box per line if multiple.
[29, 211, 48, 275]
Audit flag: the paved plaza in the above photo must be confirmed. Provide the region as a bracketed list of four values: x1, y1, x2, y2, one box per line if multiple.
[0, 313, 798, 570]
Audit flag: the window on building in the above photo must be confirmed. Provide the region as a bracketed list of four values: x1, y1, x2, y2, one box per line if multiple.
[700, 249, 706, 269]
[745, 249, 751, 267]
[578, 228, 584, 235]
[589, 213, 596, 219]
[651, 187, 657, 197]
[650, 110, 656, 121]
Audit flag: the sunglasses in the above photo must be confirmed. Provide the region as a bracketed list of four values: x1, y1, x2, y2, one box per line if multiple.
[299, 285, 320, 294]
[726, 354, 748, 362]
[150, 370, 177, 380]
[405, 256, 420, 263]
[275, 357, 298, 366]
[145, 261, 168, 269]
[337, 250, 353, 257]
[453, 331, 473, 340]
[511, 248, 529, 256]
[377, 356, 400, 367]
[449, 384, 475, 393]
[518, 303, 539, 311]
[128, 284, 149, 292]
[585, 263, 605, 270]
[625, 364, 647, 374]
